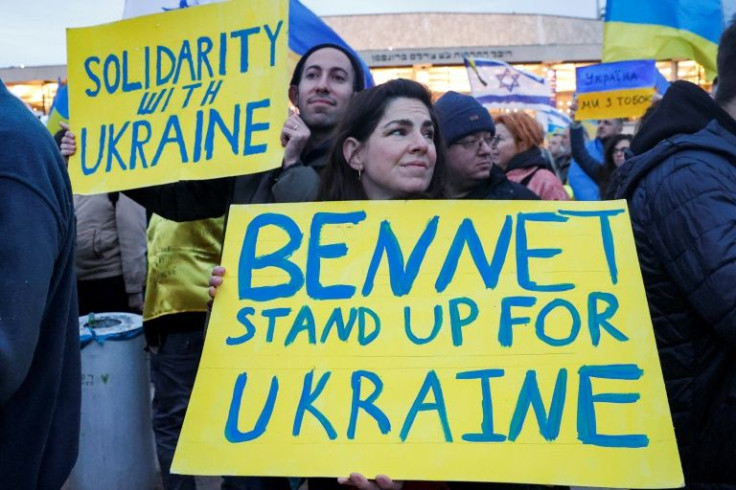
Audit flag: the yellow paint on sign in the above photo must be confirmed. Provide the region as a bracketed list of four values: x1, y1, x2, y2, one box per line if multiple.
[576, 87, 656, 120]
[173, 200, 683, 488]
[66, 0, 289, 194]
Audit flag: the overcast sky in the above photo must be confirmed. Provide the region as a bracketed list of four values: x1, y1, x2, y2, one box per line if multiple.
[0, 0, 602, 68]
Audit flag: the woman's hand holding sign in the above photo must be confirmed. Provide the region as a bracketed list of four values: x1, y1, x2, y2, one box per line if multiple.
[338, 472, 403, 489]
[207, 265, 226, 309]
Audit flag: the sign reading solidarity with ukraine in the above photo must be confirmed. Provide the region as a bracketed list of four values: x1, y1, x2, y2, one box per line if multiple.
[173, 200, 683, 488]
[575, 60, 657, 120]
[66, 0, 289, 194]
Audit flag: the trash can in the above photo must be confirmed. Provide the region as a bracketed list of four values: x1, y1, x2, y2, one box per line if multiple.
[68, 312, 159, 490]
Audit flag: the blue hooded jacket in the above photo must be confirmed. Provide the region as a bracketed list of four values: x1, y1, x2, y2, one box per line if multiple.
[613, 81, 736, 487]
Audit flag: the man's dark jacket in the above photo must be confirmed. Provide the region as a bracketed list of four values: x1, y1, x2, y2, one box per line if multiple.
[125, 142, 329, 221]
[463, 165, 540, 200]
[612, 81, 736, 488]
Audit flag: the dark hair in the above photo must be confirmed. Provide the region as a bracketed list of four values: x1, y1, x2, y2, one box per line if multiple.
[317, 78, 446, 201]
[599, 133, 633, 196]
[635, 97, 662, 135]
[715, 21, 736, 106]
[290, 43, 366, 93]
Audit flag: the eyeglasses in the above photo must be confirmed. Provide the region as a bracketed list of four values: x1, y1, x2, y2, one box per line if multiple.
[453, 135, 494, 151]
[613, 148, 628, 154]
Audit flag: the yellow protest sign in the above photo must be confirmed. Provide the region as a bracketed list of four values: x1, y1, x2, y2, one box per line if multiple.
[173, 200, 683, 488]
[576, 87, 656, 120]
[66, 0, 289, 195]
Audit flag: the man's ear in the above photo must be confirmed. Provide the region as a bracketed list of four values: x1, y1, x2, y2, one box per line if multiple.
[343, 137, 363, 171]
[288, 85, 299, 107]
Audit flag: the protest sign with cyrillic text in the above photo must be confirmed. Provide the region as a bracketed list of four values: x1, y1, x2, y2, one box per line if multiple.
[576, 60, 657, 120]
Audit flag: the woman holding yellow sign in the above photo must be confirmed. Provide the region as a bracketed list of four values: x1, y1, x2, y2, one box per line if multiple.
[212, 78, 444, 490]
[209, 79, 553, 490]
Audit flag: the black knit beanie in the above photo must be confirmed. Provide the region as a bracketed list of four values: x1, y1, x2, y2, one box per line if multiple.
[434, 91, 495, 146]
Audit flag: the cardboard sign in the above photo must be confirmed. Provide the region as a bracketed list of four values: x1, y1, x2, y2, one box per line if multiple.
[173, 200, 683, 488]
[576, 87, 656, 120]
[575, 60, 657, 120]
[576, 60, 656, 94]
[66, 0, 289, 194]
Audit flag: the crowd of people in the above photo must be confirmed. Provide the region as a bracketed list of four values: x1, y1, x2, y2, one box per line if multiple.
[2, 18, 735, 490]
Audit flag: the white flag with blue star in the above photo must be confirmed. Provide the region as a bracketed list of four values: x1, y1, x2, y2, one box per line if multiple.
[464, 57, 553, 110]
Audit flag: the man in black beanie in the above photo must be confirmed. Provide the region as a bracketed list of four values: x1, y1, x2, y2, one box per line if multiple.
[612, 21, 736, 487]
[434, 91, 538, 200]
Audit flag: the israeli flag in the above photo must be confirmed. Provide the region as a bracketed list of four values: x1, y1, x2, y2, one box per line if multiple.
[464, 57, 554, 109]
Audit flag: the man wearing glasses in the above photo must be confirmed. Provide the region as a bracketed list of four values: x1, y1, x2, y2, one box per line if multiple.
[434, 91, 538, 200]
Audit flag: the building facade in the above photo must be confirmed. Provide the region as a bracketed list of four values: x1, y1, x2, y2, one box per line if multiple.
[1, 12, 711, 117]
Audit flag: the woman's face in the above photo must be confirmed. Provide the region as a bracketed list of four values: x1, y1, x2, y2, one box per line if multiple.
[344, 97, 437, 200]
[491, 123, 518, 171]
[613, 139, 630, 167]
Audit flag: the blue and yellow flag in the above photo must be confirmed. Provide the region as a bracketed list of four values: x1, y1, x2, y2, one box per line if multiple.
[603, 0, 726, 79]
[45, 83, 68, 135]
[288, 0, 373, 89]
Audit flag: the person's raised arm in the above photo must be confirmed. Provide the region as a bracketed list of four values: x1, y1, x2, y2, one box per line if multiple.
[271, 111, 321, 202]
[569, 122, 602, 182]
[123, 177, 233, 222]
[58, 128, 233, 222]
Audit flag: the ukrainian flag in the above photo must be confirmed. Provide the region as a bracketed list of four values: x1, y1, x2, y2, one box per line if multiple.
[45, 83, 68, 135]
[288, 0, 373, 89]
[603, 0, 726, 79]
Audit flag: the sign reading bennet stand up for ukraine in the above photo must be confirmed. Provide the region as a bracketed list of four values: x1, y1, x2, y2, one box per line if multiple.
[66, 0, 289, 194]
[173, 200, 683, 488]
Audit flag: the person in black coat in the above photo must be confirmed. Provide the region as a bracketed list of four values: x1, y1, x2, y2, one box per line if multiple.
[611, 22, 736, 488]
[433, 91, 538, 201]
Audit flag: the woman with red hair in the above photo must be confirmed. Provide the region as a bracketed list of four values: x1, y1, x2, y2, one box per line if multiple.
[492, 112, 569, 200]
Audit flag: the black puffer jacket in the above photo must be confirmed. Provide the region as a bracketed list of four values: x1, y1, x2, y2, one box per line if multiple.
[124, 141, 329, 222]
[463, 165, 540, 200]
[613, 81, 736, 488]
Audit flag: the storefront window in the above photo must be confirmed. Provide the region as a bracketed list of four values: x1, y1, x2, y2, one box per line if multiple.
[7, 81, 59, 116]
